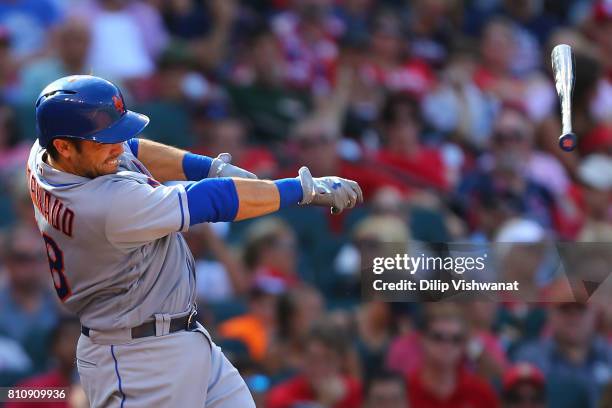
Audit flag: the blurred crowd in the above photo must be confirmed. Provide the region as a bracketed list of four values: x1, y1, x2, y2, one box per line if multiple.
[0, 0, 611, 407]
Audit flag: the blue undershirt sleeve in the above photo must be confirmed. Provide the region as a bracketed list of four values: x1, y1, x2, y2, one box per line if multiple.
[126, 138, 139, 157]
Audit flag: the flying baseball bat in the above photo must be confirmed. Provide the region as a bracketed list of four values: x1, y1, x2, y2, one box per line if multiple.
[551, 44, 577, 152]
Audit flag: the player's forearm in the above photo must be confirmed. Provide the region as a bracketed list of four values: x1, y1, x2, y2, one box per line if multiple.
[129, 139, 214, 183]
[185, 178, 303, 225]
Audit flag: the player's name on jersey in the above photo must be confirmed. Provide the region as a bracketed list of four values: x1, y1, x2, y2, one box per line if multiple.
[27, 165, 74, 237]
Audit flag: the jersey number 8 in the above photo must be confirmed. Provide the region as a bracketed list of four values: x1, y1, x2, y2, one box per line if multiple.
[42, 234, 72, 301]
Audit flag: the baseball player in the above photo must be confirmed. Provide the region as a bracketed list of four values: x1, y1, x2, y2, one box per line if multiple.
[26, 75, 363, 407]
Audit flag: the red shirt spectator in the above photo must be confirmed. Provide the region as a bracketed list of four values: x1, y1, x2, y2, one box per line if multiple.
[336, 159, 412, 199]
[375, 148, 448, 191]
[271, 8, 341, 95]
[361, 59, 436, 98]
[191, 117, 279, 179]
[407, 368, 499, 408]
[386, 331, 508, 378]
[267, 375, 362, 408]
[403, 308, 500, 408]
[376, 93, 449, 191]
[267, 321, 362, 408]
[361, 12, 436, 99]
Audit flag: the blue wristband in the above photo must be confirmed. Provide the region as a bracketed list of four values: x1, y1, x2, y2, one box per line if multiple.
[274, 178, 303, 208]
[183, 153, 213, 181]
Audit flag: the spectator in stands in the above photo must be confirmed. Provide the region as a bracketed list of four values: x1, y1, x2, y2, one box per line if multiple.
[458, 105, 558, 230]
[501, 363, 546, 408]
[5, 317, 81, 408]
[163, 0, 239, 73]
[71, 0, 168, 80]
[267, 284, 325, 376]
[582, 1, 612, 109]
[19, 18, 91, 104]
[463, 301, 509, 382]
[4, 164, 39, 230]
[494, 105, 569, 197]
[0, 225, 57, 351]
[218, 285, 278, 363]
[387, 302, 505, 378]
[185, 223, 249, 302]
[363, 370, 408, 408]
[267, 321, 362, 408]
[228, 26, 311, 143]
[360, 10, 435, 98]
[334, 214, 410, 300]
[576, 154, 612, 242]
[464, 189, 522, 243]
[280, 114, 409, 199]
[374, 93, 449, 191]
[243, 217, 300, 294]
[514, 302, 612, 407]
[270, 0, 341, 97]
[422, 44, 497, 151]
[354, 300, 394, 377]
[406, 308, 500, 408]
[192, 117, 278, 179]
[499, 0, 560, 69]
[401, 0, 462, 68]
[333, 0, 372, 46]
[160, 0, 239, 74]
[474, 18, 555, 122]
[494, 218, 554, 301]
[0, 104, 28, 173]
[0, 27, 18, 103]
[0, 335, 32, 386]
[237, 359, 271, 408]
[133, 48, 201, 147]
[0, 0, 61, 62]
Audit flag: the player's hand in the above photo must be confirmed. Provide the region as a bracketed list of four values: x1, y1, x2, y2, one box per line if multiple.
[208, 153, 257, 179]
[297, 166, 363, 214]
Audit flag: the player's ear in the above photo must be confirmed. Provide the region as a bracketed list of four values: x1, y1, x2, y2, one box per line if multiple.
[52, 138, 77, 160]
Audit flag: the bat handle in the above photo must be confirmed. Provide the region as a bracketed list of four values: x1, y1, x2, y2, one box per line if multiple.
[559, 93, 576, 151]
[561, 103, 572, 136]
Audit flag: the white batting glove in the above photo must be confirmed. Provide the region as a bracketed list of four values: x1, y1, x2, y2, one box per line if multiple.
[208, 153, 257, 179]
[297, 166, 364, 214]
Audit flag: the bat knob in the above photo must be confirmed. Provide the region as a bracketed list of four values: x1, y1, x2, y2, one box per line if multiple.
[559, 133, 577, 152]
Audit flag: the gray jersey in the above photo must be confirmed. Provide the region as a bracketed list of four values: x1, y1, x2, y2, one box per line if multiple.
[26, 141, 195, 330]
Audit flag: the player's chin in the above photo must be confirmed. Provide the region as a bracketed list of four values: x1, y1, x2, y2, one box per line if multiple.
[100, 160, 119, 175]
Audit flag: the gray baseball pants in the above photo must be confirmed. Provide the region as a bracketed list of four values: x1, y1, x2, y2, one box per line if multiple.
[76, 319, 255, 407]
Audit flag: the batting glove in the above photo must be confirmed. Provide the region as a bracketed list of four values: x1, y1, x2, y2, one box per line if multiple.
[208, 153, 257, 179]
[297, 166, 364, 214]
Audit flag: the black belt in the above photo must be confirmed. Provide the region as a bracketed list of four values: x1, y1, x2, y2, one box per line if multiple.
[81, 311, 197, 339]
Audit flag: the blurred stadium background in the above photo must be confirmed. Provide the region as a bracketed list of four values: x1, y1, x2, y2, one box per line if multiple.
[0, 0, 611, 407]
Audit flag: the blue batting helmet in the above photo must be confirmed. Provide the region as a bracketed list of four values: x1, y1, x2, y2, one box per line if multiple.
[35, 75, 149, 148]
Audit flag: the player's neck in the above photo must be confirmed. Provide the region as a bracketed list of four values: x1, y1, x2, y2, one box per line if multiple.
[46, 153, 82, 177]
